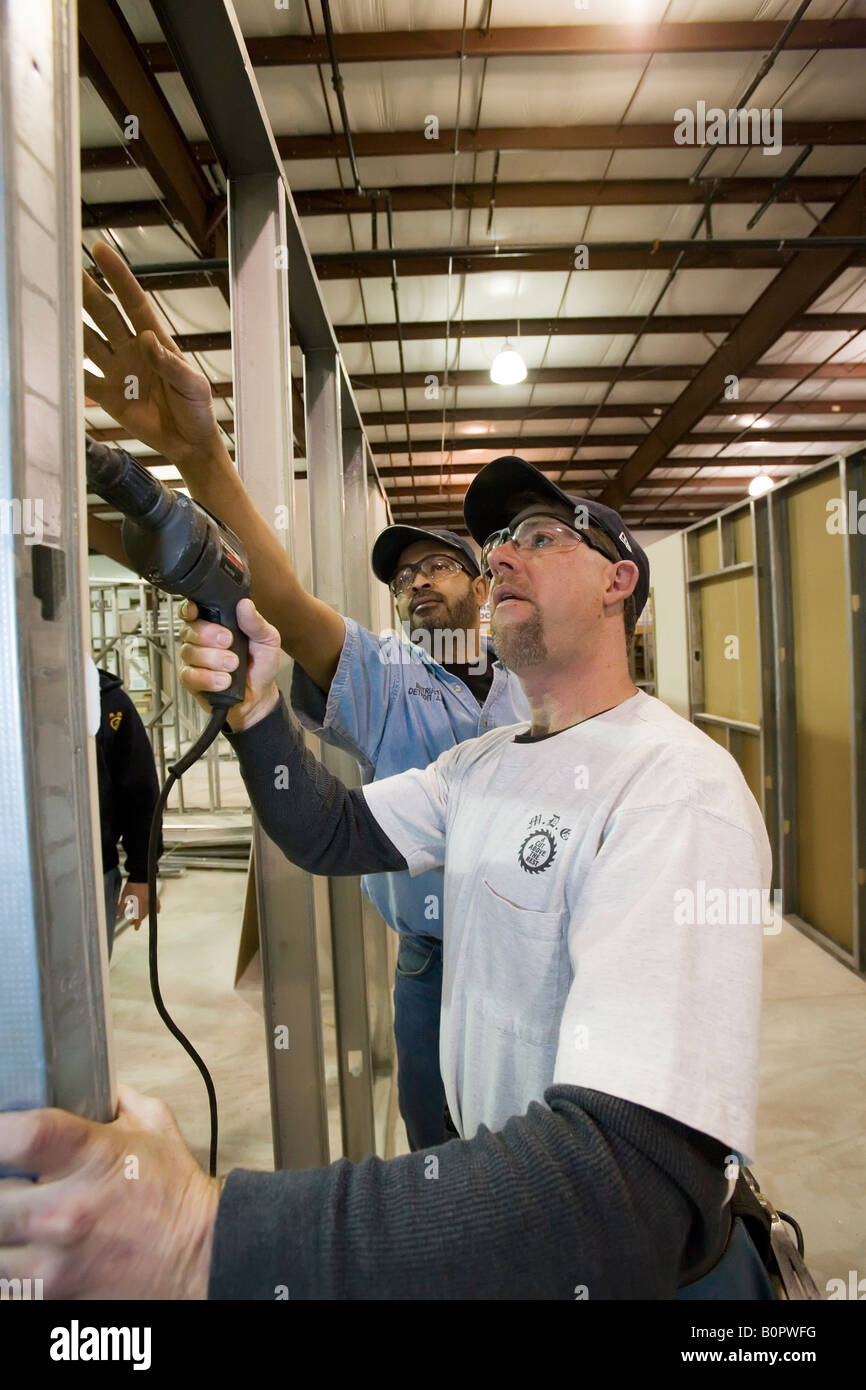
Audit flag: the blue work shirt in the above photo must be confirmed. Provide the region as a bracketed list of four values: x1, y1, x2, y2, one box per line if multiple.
[290, 617, 530, 939]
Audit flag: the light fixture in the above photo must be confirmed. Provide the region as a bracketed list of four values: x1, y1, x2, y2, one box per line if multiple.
[490, 341, 527, 386]
[749, 473, 775, 498]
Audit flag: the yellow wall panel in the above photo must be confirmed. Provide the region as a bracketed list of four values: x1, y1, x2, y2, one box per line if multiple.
[735, 731, 763, 808]
[787, 472, 853, 951]
[732, 512, 754, 564]
[696, 524, 719, 575]
[702, 723, 728, 749]
[699, 573, 760, 724]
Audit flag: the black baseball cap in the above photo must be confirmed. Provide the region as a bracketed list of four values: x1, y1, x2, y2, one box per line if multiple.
[463, 456, 650, 617]
[371, 524, 480, 586]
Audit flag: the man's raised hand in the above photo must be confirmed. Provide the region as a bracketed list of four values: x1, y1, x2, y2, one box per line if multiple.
[83, 240, 223, 466]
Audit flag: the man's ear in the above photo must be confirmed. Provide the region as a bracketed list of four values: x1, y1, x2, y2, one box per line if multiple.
[472, 573, 489, 605]
[603, 560, 638, 609]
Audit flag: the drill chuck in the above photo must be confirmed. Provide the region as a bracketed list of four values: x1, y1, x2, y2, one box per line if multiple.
[84, 436, 175, 526]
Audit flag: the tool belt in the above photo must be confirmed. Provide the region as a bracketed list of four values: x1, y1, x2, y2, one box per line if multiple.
[733, 1167, 821, 1300]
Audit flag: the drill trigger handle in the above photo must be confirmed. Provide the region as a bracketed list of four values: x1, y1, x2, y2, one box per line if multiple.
[196, 603, 249, 708]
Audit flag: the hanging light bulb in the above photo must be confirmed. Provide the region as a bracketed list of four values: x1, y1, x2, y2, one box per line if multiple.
[749, 473, 775, 498]
[490, 340, 527, 386]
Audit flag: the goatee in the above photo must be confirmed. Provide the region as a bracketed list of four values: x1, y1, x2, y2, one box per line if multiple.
[491, 606, 548, 670]
[409, 588, 478, 637]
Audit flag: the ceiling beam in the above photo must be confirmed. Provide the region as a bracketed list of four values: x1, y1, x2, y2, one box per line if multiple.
[364, 400, 866, 427]
[88, 421, 863, 450]
[112, 246, 866, 287]
[601, 173, 866, 507]
[82, 176, 851, 229]
[386, 509, 719, 531]
[81, 121, 866, 172]
[82, 200, 167, 227]
[97, 267, 228, 292]
[88, 475, 750, 508]
[140, 22, 866, 68]
[391, 523, 715, 535]
[114, 364, 866, 396]
[387, 497, 732, 517]
[332, 313, 866, 345]
[95, 455, 803, 483]
[350, 363, 866, 390]
[78, 0, 226, 267]
[314, 241, 866, 280]
[370, 429, 866, 455]
[175, 331, 232, 352]
[384, 477, 748, 499]
[368, 457, 839, 479]
[295, 177, 851, 216]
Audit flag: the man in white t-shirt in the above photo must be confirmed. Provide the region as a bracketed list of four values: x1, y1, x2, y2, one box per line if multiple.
[0, 457, 774, 1299]
[187, 453, 769, 1165]
[361, 457, 770, 1154]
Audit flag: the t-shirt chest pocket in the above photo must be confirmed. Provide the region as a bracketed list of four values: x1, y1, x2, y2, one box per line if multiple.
[465, 878, 569, 1047]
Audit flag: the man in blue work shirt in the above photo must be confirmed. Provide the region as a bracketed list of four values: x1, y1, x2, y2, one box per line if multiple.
[290, 523, 528, 1148]
[80, 241, 528, 1151]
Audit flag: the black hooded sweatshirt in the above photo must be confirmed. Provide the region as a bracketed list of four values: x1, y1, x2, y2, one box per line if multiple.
[96, 669, 163, 881]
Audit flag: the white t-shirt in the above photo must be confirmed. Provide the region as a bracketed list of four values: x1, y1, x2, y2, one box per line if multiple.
[363, 690, 771, 1160]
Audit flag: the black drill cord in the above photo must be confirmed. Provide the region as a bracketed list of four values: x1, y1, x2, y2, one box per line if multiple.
[146, 706, 226, 1178]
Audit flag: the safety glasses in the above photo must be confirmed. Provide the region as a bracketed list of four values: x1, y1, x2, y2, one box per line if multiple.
[389, 553, 473, 597]
[480, 514, 613, 577]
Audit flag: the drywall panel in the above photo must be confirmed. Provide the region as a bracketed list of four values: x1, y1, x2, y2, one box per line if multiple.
[696, 523, 720, 575]
[733, 511, 754, 565]
[699, 572, 761, 725]
[733, 730, 763, 809]
[787, 472, 854, 952]
[643, 532, 689, 719]
[703, 724, 728, 750]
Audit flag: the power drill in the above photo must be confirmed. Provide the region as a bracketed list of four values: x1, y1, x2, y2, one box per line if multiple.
[85, 436, 250, 707]
[85, 436, 252, 1174]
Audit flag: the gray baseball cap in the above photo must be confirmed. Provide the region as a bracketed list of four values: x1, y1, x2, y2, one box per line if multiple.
[371, 525, 480, 585]
[463, 455, 649, 617]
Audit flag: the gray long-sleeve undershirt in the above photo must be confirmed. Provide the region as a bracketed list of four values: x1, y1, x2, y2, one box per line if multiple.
[209, 1085, 730, 1299]
[225, 693, 407, 878]
[217, 694, 732, 1298]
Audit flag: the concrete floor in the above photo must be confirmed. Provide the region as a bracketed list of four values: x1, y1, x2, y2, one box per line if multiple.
[108, 869, 865, 1296]
[755, 918, 866, 1294]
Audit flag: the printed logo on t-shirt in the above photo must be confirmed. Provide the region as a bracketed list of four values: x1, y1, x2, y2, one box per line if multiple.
[518, 811, 572, 873]
[407, 682, 442, 702]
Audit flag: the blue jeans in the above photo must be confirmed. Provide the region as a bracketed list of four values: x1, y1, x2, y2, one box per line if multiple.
[393, 934, 446, 1151]
[675, 1217, 779, 1300]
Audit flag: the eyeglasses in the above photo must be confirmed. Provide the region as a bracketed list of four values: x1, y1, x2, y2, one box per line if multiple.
[389, 554, 473, 597]
[480, 514, 613, 577]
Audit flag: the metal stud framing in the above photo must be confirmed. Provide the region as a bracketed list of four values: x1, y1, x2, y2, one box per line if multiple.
[228, 173, 331, 1169]
[0, 0, 114, 1120]
[841, 451, 865, 973]
[305, 350, 375, 1161]
[150, 0, 394, 1160]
